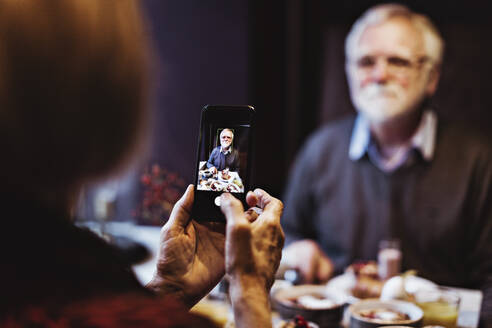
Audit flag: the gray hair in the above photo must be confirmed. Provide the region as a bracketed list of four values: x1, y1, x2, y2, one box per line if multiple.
[220, 128, 234, 139]
[345, 4, 444, 67]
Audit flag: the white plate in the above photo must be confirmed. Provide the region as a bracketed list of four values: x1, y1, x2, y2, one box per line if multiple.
[273, 284, 346, 308]
[326, 273, 482, 328]
[325, 273, 437, 304]
[210, 181, 225, 191]
[224, 183, 241, 193]
[219, 171, 234, 183]
[348, 299, 423, 326]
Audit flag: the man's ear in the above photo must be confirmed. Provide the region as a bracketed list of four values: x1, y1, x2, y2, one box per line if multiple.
[425, 65, 441, 96]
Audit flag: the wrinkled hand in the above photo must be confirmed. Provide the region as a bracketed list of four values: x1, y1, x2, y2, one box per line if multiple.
[221, 189, 284, 290]
[282, 239, 334, 284]
[146, 185, 226, 308]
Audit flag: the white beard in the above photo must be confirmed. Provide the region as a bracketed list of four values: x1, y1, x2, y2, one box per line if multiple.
[352, 82, 427, 124]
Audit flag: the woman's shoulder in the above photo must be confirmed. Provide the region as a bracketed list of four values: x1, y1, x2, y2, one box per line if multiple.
[3, 293, 217, 328]
[0, 207, 145, 312]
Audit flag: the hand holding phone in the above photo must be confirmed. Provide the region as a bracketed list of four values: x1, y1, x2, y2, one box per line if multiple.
[192, 105, 255, 221]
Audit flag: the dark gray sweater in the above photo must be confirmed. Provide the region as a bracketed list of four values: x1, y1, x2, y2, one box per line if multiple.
[282, 115, 492, 323]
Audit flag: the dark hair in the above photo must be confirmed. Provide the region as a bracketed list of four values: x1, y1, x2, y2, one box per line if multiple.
[0, 1, 151, 203]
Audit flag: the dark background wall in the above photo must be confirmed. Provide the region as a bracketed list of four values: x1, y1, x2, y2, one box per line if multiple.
[142, 0, 249, 178]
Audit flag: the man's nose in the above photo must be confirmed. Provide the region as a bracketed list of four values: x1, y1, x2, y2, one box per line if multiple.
[370, 60, 390, 83]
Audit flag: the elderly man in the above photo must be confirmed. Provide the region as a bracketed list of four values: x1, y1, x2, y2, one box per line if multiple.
[282, 3, 492, 323]
[207, 128, 240, 173]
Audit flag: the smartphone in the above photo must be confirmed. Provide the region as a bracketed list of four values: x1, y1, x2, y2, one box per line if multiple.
[192, 105, 255, 221]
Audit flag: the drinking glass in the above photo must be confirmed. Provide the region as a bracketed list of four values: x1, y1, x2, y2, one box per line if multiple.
[415, 287, 460, 328]
[378, 239, 402, 280]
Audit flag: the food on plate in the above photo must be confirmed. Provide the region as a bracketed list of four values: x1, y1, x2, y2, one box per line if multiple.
[328, 262, 437, 305]
[349, 299, 423, 327]
[352, 276, 384, 299]
[221, 169, 231, 181]
[380, 275, 407, 301]
[197, 178, 213, 190]
[347, 261, 379, 278]
[276, 315, 317, 328]
[210, 181, 223, 191]
[225, 183, 240, 193]
[347, 261, 384, 299]
[356, 308, 410, 322]
[286, 294, 337, 310]
[198, 178, 218, 191]
[232, 178, 243, 188]
[273, 285, 345, 327]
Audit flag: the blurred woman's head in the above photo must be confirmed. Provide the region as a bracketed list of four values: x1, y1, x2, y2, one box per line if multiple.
[0, 0, 151, 209]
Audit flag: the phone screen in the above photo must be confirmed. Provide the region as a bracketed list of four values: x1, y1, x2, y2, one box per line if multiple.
[196, 125, 250, 194]
[193, 105, 254, 221]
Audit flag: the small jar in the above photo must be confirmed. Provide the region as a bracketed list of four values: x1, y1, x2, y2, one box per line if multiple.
[378, 239, 402, 280]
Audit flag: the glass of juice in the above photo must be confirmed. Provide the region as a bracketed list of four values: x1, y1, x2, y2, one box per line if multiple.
[415, 287, 460, 328]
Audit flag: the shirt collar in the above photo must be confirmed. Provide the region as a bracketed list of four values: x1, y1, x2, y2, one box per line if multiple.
[349, 109, 437, 162]
[220, 146, 232, 154]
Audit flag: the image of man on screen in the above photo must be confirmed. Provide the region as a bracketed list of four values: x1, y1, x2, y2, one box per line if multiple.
[206, 128, 240, 174]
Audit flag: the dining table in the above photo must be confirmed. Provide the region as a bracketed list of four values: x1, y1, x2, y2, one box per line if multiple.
[197, 161, 244, 193]
[100, 222, 483, 328]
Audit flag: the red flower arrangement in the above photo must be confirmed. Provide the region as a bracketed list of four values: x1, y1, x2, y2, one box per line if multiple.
[133, 164, 186, 225]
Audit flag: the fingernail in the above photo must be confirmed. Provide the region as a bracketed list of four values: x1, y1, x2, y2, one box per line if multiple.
[220, 193, 230, 202]
[185, 185, 193, 195]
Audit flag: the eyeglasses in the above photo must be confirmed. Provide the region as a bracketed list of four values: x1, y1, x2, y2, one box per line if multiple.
[352, 55, 430, 76]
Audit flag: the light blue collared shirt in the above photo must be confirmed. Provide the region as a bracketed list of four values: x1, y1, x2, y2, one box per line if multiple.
[348, 110, 437, 172]
[220, 146, 232, 155]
